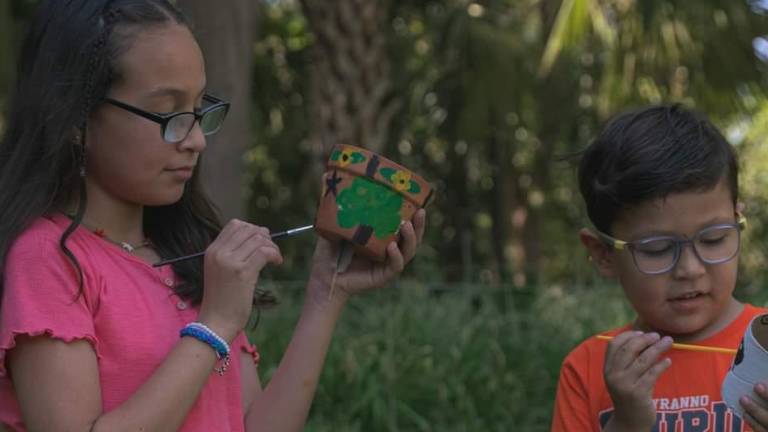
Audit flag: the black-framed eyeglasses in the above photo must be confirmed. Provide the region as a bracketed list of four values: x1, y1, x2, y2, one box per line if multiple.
[104, 94, 230, 144]
[595, 214, 747, 275]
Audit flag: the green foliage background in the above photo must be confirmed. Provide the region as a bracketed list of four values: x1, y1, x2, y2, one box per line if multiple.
[1, 0, 768, 430]
[245, 1, 768, 429]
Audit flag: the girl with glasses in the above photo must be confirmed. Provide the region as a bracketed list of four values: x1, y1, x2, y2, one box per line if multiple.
[0, 1, 426, 431]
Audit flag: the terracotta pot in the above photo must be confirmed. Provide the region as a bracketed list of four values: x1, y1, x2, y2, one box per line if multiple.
[314, 144, 432, 261]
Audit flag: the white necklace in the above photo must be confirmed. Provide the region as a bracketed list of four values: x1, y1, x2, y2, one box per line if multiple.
[116, 239, 152, 253]
[80, 221, 151, 254]
[63, 213, 152, 254]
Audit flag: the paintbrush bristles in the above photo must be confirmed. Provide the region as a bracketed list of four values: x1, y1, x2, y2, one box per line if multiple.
[328, 270, 339, 301]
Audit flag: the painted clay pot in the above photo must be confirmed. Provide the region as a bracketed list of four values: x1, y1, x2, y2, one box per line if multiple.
[314, 144, 432, 261]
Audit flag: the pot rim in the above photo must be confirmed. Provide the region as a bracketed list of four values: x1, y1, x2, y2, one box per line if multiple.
[325, 144, 432, 207]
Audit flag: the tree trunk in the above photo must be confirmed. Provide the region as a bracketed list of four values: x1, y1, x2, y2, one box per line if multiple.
[489, 122, 512, 285]
[300, 0, 399, 173]
[176, 0, 259, 220]
[519, 0, 576, 284]
[489, 122, 529, 288]
[0, 0, 15, 124]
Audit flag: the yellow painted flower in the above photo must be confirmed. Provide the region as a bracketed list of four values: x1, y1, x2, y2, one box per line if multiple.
[338, 149, 355, 167]
[391, 170, 412, 191]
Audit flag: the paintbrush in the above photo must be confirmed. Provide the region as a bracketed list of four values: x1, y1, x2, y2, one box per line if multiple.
[152, 224, 314, 267]
[595, 335, 737, 355]
[328, 240, 354, 300]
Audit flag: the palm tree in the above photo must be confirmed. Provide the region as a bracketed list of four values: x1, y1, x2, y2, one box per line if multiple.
[540, 0, 767, 118]
[300, 0, 400, 158]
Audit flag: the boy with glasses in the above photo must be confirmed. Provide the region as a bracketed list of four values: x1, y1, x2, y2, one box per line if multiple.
[551, 104, 768, 431]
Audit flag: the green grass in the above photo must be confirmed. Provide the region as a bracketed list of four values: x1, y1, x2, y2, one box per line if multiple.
[248, 280, 636, 432]
[1, 279, 762, 431]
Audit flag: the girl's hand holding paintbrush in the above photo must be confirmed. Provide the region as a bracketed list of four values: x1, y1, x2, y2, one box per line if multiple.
[305, 209, 427, 308]
[164, 206, 424, 343]
[197, 219, 284, 342]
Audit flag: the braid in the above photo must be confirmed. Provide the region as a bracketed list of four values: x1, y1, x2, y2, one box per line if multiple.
[75, 7, 120, 176]
[63, 6, 122, 293]
[79, 8, 121, 133]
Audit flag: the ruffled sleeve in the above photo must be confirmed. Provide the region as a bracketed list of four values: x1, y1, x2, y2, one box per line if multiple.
[0, 223, 101, 377]
[234, 332, 260, 366]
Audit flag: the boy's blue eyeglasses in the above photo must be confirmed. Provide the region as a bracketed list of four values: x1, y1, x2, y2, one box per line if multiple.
[104, 94, 230, 144]
[595, 214, 747, 275]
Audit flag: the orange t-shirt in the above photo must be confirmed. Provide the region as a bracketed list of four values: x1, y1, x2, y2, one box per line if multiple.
[551, 303, 766, 432]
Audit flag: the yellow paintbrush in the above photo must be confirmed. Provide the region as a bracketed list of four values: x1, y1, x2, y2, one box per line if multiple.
[596, 335, 737, 355]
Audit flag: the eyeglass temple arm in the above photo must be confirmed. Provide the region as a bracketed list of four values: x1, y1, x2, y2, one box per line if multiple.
[594, 230, 628, 251]
[737, 212, 747, 230]
[104, 98, 166, 123]
[203, 94, 228, 106]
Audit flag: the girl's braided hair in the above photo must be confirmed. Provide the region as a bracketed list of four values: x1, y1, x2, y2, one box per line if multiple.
[63, 6, 123, 289]
[0, 0, 277, 310]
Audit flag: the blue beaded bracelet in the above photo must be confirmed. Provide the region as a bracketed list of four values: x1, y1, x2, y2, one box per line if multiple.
[180, 323, 231, 375]
[186, 322, 230, 354]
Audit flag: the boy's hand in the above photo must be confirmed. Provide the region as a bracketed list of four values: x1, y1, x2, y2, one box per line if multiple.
[603, 331, 673, 431]
[741, 381, 768, 432]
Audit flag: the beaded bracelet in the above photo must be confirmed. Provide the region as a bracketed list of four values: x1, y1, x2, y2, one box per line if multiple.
[186, 322, 230, 356]
[180, 322, 231, 375]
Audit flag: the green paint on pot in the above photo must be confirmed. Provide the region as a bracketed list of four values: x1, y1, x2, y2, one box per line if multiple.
[336, 177, 402, 238]
[380, 167, 396, 181]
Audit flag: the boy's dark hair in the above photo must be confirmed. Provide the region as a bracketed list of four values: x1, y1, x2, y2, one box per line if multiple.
[578, 104, 739, 234]
[0, 0, 274, 308]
